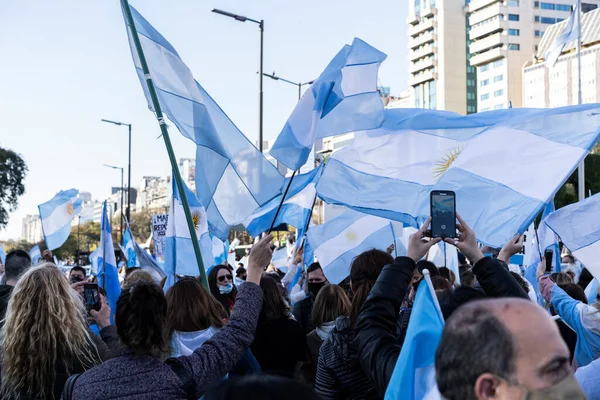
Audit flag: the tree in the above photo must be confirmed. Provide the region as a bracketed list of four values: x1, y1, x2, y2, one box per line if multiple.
[555, 153, 600, 210]
[53, 222, 101, 260]
[0, 147, 27, 228]
[129, 209, 154, 242]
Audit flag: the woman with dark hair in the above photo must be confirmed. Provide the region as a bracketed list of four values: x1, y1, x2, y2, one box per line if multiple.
[71, 235, 274, 399]
[250, 275, 307, 379]
[315, 249, 393, 399]
[209, 265, 238, 315]
[302, 284, 351, 385]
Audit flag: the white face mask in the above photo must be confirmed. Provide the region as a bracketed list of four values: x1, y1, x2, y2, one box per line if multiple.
[219, 283, 233, 295]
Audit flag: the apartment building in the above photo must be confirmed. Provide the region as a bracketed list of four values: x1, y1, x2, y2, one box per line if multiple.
[408, 0, 470, 114]
[523, 7, 600, 107]
[467, 0, 600, 111]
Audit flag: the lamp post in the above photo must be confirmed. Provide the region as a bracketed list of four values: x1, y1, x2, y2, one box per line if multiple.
[103, 164, 124, 243]
[101, 119, 132, 223]
[262, 72, 314, 101]
[212, 9, 264, 151]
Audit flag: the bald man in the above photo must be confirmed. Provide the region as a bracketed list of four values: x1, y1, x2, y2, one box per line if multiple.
[435, 298, 585, 399]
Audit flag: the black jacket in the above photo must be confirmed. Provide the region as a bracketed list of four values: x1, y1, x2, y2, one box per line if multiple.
[315, 316, 380, 400]
[0, 285, 13, 328]
[354, 256, 529, 398]
[293, 296, 315, 335]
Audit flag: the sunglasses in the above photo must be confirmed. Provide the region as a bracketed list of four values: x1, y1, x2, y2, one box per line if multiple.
[218, 274, 233, 282]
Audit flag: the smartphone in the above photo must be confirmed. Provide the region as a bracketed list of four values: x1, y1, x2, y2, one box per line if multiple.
[544, 249, 553, 273]
[83, 284, 101, 313]
[430, 190, 457, 239]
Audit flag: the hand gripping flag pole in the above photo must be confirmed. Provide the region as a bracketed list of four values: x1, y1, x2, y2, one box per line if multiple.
[121, 0, 208, 288]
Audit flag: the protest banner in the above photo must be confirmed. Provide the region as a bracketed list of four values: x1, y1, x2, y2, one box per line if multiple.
[152, 214, 168, 258]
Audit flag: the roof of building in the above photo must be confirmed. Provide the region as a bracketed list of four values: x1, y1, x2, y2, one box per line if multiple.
[536, 8, 600, 60]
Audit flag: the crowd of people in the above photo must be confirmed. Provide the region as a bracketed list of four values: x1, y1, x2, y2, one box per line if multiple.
[0, 214, 598, 399]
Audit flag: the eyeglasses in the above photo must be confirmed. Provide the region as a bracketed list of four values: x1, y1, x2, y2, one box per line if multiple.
[218, 274, 233, 282]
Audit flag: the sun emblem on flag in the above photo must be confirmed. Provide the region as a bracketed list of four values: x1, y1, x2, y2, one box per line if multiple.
[192, 211, 202, 230]
[66, 201, 74, 216]
[346, 231, 357, 242]
[433, 145, 465, 181]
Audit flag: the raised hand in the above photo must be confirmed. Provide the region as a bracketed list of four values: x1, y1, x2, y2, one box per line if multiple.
[406, 217, 441, 262]
[444, 213, 484, 265]
[498, 234, 524, 264]
[247, 234, 274, 284]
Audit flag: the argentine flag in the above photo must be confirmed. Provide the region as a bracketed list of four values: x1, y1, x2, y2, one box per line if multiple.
[164, 177, 212, 291]
[38, 189, 82, 250]
[544, 192, 600, 280]
[270, 38, 387, 171]
[122, 5, 283, 241]
[243, 163, 324, 237]
[123, 224, 138, 269]
[385, 270, 444, 400]
[305, 209, 395, 284]
[97, 201, 121, 321]
[545, 3, 580, 69]
[317, 106, 600, 248]
[0, 244, 5, 265]
[29, 245, 41, 264]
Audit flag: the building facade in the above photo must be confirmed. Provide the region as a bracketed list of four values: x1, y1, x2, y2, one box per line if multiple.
[21, 214, 43, 243]
[467, 0, 600, 111]
[523, 7, 600, 107]
[408, 0, 469, 114]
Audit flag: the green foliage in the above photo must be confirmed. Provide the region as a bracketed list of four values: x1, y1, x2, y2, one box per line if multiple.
[53, 222, 101, 260]
[555, 153, 600, 210]
[2, 239, 35, 253]
[129, 210, 154, 242]
[0, 147, 27, 228]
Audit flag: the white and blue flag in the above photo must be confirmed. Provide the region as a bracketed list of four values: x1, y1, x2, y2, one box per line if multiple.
[243, 163, 323, 237]
[97, 201, 121, 320]
[545, 3, 580, 69]
[0, 244, 5, 265]
[270, 38, 387, 171]
[38, 189, 82, 250]
[29, 245, 41, 264]
[544, 192, 600, 280]
[164, 177, 212, 292]
[123, 6, 283, 241]
[123, 224, 138, 269]
[210, 235, 229, 266]
[89, 247, 100, 275]
[129, 232, 166, 282]
[385, 270, 444, 400]
[305, 209, 395, 284]
[317, 106, 600, 248]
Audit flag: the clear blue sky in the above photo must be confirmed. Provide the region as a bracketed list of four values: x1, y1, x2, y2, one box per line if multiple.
[0, 0, 408, 240]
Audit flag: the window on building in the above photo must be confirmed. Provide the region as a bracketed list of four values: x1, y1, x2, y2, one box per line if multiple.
[481, 79, 490, 86]
[429, 81, 437, 110]
[535, 30, 541, 36]
[467, 105, 477, 113]
[494, 75, 504, 82]
[535, 15, 540, 22]
[480, 64, 490, 72]
[494, 59, 504, 68]
[541, 2, 555, 10]
[534, 1, 540, 7]
[467, 79, 476, 86]
[541, 17, 557, 24]
[557, 18, 565, 22]
[508, 29, 520, 36]
[494, 89, 504, 97]
[556, 4, 571, 11]
[415, 85, 422, 107]
[508, 43, 520, 50]
[481, 93, 490, 100]
[414, 0, 421, 15]
[508, 14, 520, 21]
[494, 104, 505, 110]
[430, 0, 436, 6]
[508, 0, 519, 5]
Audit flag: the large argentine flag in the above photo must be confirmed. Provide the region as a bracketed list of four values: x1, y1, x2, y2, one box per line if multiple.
[38, 189, 82, 250]
[544, 192, 600, 280]
[165, 177, 211, 289]
[317, 107, 600, 247]
[243, 163, 324, 237]
[122, 6, 283, 241]
[305, 209, 395, 284]
[270, 38, 387, 171]
[385, 271, 444, 400]
[545, 3, 580, 69]
[29, 245, 41, 264]
[97, 201, 121, 321]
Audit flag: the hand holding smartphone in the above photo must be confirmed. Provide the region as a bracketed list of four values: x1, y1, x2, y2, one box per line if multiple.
[83, 284, 101, 313]
[430, 190, 457, 239]
[544, 249, 553, 273]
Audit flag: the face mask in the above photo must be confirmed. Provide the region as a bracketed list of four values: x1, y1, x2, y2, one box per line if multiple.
[219, 283, 233, 295]
[523, 374, 586, 400]
[307, 281, 326, 298]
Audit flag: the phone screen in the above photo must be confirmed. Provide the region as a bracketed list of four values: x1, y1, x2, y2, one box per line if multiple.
[431, 191, 457, 239]
[544, 250, 553, 273]
[83, 284, 100, 312]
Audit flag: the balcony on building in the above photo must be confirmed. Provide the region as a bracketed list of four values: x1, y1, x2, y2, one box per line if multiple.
[407, 12, 420, 25]
[467, 0, 503, 13]
[410, 30, 436, 49]
[409, 43, 437, 63]
[409, 69, 437, 86]
[469, 2, 507, 26]
[409, 17, 437, 37]
[469, 46, 507, 66]
[469, 32, 506, 54]
[409, 57, 436, 74]
[469, 15, 506, 41]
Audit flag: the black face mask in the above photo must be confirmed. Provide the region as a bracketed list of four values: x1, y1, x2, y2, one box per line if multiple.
[307, 281, 327, 298]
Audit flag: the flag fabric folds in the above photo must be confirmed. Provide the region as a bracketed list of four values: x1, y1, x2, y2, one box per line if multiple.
[123, 224, 138, 269]
[544, 192, 600, 280]
[164, 177, 211, 291]
[29, 245, 41, 264]
[97, 202, 121, 321]
[317, 106, 600, 248]
[269, 38, 387, 171]
[0, 244, 5, 265]
[545, 3, 580, 69]
[38, 189, 82, 251]
[305, 209, 395, 284]
[132, 236, 166, 282]
[122, 6, 284, 241]
[385, 271, 444, 400]
[243, 163, 323, 237]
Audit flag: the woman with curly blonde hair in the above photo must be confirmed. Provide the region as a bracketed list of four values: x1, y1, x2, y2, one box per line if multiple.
[0, 262, 117, 399]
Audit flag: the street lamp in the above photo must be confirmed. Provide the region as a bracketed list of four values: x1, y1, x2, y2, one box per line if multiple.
[263, 72, 314, 101]
[212, 9, 264, 152]
[101, 119, 132, 224]
[103, 164, 124, 243]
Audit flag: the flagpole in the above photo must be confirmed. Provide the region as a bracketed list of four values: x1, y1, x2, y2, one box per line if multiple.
[576, 0, 585, 202]
[268, 170, 297, 234]
[102, 201, 107, 291]
[121, 0, 208, 288]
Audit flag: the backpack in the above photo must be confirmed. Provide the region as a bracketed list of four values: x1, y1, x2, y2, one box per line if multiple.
[62, 357, 197, 400]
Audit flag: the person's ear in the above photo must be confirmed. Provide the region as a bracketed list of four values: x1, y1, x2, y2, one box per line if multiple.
[474, 373, 503, 400]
